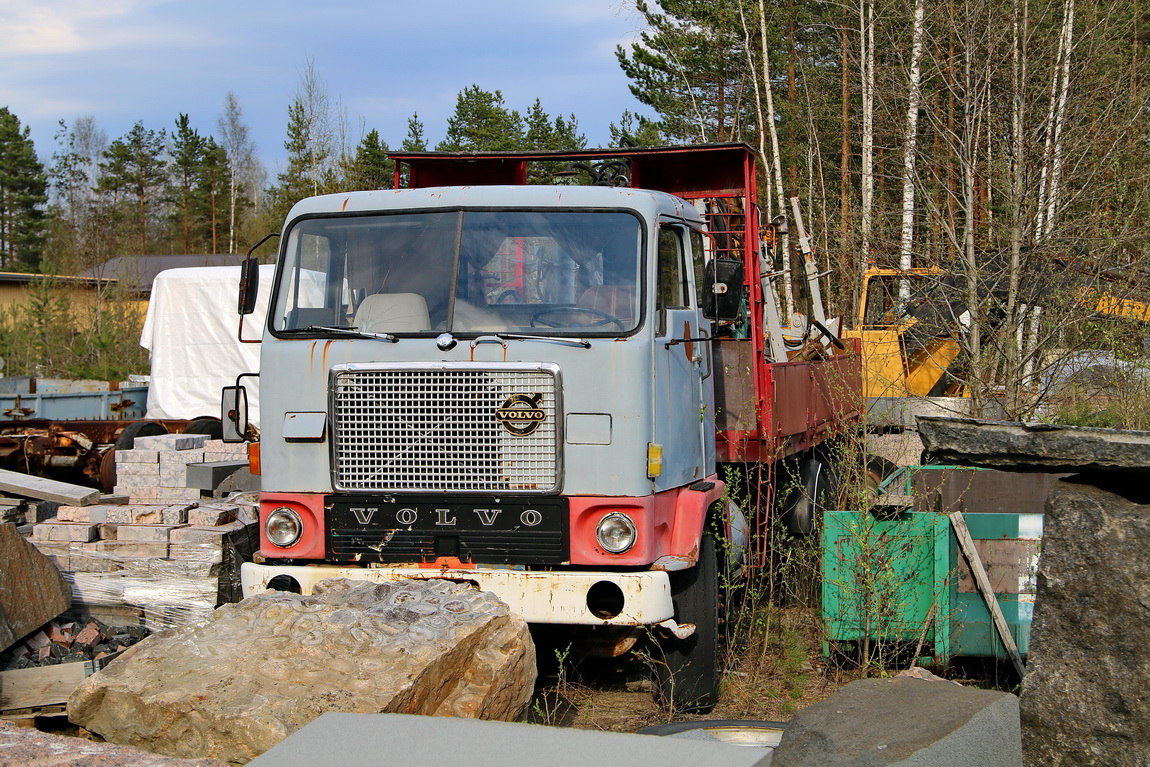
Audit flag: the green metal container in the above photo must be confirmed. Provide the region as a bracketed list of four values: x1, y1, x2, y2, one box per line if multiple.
[821, 466, 1044, 665]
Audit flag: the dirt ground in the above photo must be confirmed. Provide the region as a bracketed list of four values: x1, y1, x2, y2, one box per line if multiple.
[527, 607, 863, 733]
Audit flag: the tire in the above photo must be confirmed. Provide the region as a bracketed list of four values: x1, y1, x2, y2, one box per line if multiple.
[114, 421, 167, 450]
[654, 533, 721, 714]
[780, 457, 837, 537]
[865, 456, 899, 489]
[185, 416, 224, 440]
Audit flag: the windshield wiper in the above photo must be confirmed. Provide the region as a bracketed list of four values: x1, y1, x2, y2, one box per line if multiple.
[494, 332, 590, 349]
[283, 325, 398, 343]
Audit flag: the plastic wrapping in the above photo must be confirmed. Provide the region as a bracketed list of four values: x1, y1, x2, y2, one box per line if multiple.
[30, 497, 259, 632]
[139, 265, 275, 426]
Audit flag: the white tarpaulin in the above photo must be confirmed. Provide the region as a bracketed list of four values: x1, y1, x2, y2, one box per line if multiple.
[141, 265, 273, 426]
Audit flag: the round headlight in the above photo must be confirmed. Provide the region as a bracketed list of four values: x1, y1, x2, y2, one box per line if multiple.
[266, 507, 303, 548]
[596, 512, 637, 554]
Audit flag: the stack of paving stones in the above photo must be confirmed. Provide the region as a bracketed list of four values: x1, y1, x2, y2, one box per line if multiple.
[116, 434, 248, 503]
[26, 434, 258, 632]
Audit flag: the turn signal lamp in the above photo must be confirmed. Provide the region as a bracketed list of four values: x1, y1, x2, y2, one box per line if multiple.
[248, 442, 261, 475]
[647, 443, 663, 478]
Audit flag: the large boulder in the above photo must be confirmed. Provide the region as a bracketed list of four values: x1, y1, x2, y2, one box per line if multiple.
[773, 676, 1021, 767]
[68, 578, 536, 763]
[1020, 480, 1150, 766]
[0, 521, 71, 652]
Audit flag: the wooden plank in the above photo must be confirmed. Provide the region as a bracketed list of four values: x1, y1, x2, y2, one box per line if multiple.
[0, 661, 95, 710]
[950, 511, 1027, 678]
[0, 469, 99, 506]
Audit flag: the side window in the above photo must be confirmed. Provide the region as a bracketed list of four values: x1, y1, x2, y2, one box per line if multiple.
[689, 228, 707, 308]
[657, 226, 689, 334]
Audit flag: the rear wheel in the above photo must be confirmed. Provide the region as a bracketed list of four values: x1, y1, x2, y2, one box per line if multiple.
[185, 416, 224, 440]
[654, 532, 721, 714]
[115, 420, 167, 450]
[779, 456, 838, 536]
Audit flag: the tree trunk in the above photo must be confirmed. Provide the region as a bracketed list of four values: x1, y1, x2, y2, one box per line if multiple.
[899, 0, 926, 285]
[859, 0, 875, 270]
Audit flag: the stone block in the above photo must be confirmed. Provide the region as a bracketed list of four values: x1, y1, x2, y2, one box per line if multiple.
[774, 676, 1021, 767]
[69, 579, 538, 763]
[0, 522, 72, 651]
[169, 521, 246, 546]
[105, 504, 189, 525]
[153, 487, 202, 502]
[161, 450, 208, 469]
[56, 505, 111, 524]
[204, 440, 248, 456]
[159, 465, 189, 487]
[187, 505, 238, 526]
[134, 434, 207, 452]
[186, 461, 248, 491]
[115, 524, 185, 544]
[115, 463, 160, 481]
[117, 449, 159, 464]
[32, 521, 99, 543]
[82, 540, 168, 561]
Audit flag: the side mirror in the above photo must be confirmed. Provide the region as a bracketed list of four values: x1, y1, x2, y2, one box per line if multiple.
[221, 386, 249, 443]
[238, 257, 260, 316]
[703, 258, 745, 322]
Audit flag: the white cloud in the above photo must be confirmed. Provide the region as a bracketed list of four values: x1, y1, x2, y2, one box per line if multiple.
[0, 0, 208, 55]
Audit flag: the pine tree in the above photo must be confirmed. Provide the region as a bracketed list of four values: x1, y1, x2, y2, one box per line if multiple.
[609, 110, 663, 148]
[615, 0, 754, 143]
[198, 138, 230, 254]
[0, 108, 48, 270]
[341, 129, 394, 190]
[99, 122, 167, 256]
[401, 113, 428, 152]
[437, 86, 525, 151]
[169, 113, 207, 253]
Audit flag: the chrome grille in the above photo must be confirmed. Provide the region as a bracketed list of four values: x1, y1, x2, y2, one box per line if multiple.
[331, 364, 559, 493]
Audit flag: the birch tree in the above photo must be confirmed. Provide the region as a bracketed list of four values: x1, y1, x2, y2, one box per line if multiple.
[217, 91, 257, 254]
[898, 0, 926, 278]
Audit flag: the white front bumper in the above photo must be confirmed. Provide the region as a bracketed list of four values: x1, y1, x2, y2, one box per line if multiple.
[240, 562, 674, 626]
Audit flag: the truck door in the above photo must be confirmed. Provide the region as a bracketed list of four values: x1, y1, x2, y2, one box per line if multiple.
[652, 223, 710, 490]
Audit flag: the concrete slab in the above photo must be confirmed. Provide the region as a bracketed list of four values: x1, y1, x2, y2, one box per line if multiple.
[248, 712, 772, 767]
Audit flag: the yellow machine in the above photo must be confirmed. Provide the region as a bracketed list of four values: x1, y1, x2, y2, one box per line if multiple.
[842, 267, 969, 425]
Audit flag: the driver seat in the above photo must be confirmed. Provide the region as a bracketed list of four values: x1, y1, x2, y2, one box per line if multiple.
[354, 293, 431, 332]
[577, 285, 635, 326]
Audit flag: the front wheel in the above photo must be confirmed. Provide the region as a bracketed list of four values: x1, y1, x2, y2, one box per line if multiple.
[653, 532, 721, 713]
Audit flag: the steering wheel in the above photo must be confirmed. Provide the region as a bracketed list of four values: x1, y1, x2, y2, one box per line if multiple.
[530, 306, 625, 330]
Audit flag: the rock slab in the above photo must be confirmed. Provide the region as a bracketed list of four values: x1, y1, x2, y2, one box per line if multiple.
[68, 578, 536, 763]
[918, 416, 1150, 474]
[0, 521, 71, 652]
[773, 677, 1021, 767]
[0, 720, 228, 766]
[1019, 480, 1150, 766]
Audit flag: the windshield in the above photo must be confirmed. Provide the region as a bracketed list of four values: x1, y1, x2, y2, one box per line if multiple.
[271, 210, 644, 336]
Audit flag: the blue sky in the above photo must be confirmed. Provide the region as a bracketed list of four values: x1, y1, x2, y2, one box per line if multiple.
[0, 0, 650, 176]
